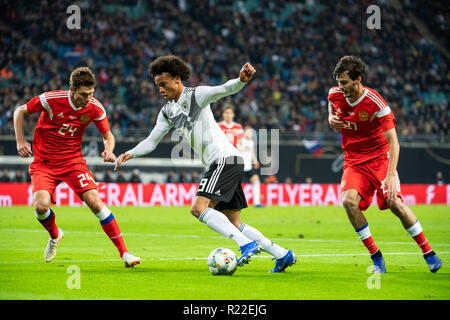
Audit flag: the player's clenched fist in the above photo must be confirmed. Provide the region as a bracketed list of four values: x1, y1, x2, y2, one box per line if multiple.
[114, 153, 133, 171]
[328, 114, 345, 130]
[17, 140, 33, 158]
[239, 63, 256, 83]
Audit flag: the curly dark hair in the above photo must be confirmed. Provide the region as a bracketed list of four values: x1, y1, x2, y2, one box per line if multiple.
[333, 56, 365, 81]
[148, 55, 190, 81]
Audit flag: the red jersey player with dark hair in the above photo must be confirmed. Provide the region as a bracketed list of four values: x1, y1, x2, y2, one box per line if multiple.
[218, 104, 244, 147]
[328, 56, 441, 273]
[13, 67, 140, 267]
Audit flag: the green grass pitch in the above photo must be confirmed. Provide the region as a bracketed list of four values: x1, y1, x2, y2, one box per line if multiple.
[0, 205, 449, 300]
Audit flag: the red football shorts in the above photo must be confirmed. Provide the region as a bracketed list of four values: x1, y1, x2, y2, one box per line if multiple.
[341, 156, 402, 211]
[30, 161, 100, 203]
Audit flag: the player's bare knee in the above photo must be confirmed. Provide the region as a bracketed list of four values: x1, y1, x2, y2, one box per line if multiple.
[388, 199, 405, 216]
[342, 196, 359, 212]
[190, 205, 203, 218]
[35, 201, 50, 215]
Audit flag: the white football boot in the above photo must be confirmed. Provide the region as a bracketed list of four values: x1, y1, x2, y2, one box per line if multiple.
[44, 228, 64, 262]
[122, 252, 141, 268]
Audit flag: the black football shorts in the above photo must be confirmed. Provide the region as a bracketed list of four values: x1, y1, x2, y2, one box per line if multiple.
[196, 156, 248, 211]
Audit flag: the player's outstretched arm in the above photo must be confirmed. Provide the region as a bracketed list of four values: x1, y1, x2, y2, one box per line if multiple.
[101, 131, 116, 163]
[195, 63, 256, 108]
[13, 105, 33, 158]
[114, 110, 172, 171]
[114, 153, 133, 171]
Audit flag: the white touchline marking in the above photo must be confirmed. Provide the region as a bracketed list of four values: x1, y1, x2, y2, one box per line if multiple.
[0, 252, 448, 265]
[1, 228, 449, 247]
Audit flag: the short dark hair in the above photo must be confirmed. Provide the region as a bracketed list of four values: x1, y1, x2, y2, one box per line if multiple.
[148, 55, 190, 81]
[333, 56, 365, 81]
[70, 67, 96, 90]
[222, 104, 234, 113]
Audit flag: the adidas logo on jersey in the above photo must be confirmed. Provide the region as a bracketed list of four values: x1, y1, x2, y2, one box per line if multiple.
[57, 112, 64, 117]
[69, 116, 77, 120]
[214, 190, 221, 196]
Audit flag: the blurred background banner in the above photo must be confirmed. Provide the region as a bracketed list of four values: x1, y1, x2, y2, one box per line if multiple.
[0, 183, 447, 207]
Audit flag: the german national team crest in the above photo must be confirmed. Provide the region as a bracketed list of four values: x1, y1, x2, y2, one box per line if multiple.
[80, 114, 91, 124]
[358, 110, 369, 121]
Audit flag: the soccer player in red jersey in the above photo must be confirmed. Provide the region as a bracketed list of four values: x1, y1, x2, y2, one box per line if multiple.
[218, 104, 244, 148]
[13, 67, 140, 267]
[328, 56, 442, 273]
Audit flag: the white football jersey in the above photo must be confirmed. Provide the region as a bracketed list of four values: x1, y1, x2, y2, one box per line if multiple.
[127, 78, 247, 167]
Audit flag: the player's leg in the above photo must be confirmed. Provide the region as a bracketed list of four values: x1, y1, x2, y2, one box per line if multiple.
[386, 197, 442, 273]
[342, 188, 385, 273]
[223, 209, 296, 272]
[192, 156, 260, 266]
[81, 189, 140, 267]
[191, 195, 253, 248]
[30, 170, 64, 262]
[33, 190, 59, 239]
[249, 173, 263, 207]
[33, 189, 64, 262]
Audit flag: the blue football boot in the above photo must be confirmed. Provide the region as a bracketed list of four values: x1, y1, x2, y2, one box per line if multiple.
[237, 241, 261, 266]
[425, 254, 442, 273]
[269, 250, 297, 273]
[372, 256, 387, 273]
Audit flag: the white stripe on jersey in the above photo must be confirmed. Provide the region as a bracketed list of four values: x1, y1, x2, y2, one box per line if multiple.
[45, 93, 68, 99]
[90, 98, 106, 121]
[39, 93, 53, 120]
[366, 91, 388, 110]
[329, 88, 342, 94]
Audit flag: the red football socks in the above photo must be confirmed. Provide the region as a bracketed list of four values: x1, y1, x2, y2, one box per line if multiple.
[36, 209, 59, 239]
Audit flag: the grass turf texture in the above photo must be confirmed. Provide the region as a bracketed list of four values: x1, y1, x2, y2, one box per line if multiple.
[0, 205, 449, 300]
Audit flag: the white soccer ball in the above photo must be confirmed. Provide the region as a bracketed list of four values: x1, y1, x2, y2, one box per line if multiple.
[207, 247, 237, 275]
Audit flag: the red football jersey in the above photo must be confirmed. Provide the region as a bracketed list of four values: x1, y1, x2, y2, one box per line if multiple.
[26, 90, 110, 165]
[328, 86, 395, 165]
[218, 121, 244, 147]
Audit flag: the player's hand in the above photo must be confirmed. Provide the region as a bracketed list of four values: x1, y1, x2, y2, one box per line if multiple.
[239, 63, 256, 83]
[114, 153, 133, 171]
[329, 114, 345, 130]
[253, 161, 260, 170]
[382, 174, 399, 201]
[101, 150, 116, 163]
[17, 140, 32, 158]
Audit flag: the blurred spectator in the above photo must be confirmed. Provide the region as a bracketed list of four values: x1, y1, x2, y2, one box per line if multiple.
[436, 171, 444, 185]
[0, 169, 10, 182]
[179, 171, 188, 183]
[191, 171, 200, 183]
[166, 170, 178, 183]
[12, 169, 25, 182]
[284, 177, 293, 184]
[117, 170, 128, 183]
[130, 169, 142, 183]
[305, 177, 313, 184]
[264, 174, 278, 184]
[104, 169, 115, 183]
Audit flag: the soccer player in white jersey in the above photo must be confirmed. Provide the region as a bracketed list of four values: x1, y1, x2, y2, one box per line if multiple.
[238, 126, 264, 207]
[115, 55, 296, 272]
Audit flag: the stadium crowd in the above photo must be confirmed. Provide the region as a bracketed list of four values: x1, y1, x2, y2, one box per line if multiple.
[0, 0, 448, 139]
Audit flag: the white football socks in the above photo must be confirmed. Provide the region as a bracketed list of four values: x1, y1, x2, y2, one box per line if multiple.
[199, 208, 252, 247]
[239, 223, 288, 259]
